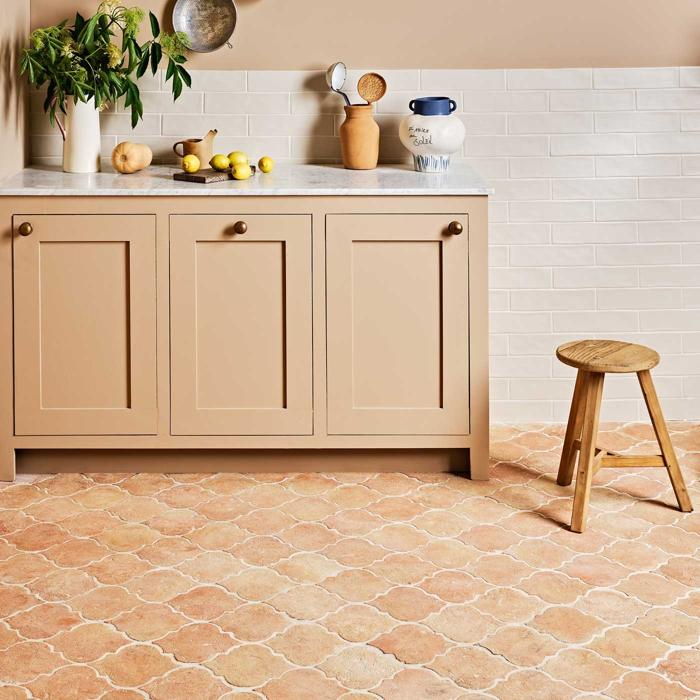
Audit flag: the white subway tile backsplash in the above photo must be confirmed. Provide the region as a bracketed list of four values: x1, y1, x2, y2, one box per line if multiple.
[551, 134, 635, 156]
[26, 67, 700, 421]
[462, 91, 548, 113]
[508, 113, 593, 134]
[422, 69, 505, 91]
[552, 178, 637, 200]
[595, 111, 679, 133]
[507, 69, 592, 90]
[595, 155, 681, 177]
[205, 92, 290, 114]
[593, 67, 679, 89]
[549, 90, 635, 112]
[595, 199, 681, 222]
[509, 157, 595, 179]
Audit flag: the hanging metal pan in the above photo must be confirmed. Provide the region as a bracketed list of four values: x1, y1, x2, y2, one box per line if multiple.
[172, 0, 237, 52]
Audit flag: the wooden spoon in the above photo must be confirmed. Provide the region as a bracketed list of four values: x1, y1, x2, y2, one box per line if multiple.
[358, 72, 387, 105]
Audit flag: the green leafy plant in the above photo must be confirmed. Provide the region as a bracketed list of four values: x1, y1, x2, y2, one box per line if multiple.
[19, 2, 191, 132]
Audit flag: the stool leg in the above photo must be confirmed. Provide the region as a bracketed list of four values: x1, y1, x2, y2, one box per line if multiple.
[558, 370, 589, 486]
[637, 370, 693, 513]
[571, 372, 605, 533]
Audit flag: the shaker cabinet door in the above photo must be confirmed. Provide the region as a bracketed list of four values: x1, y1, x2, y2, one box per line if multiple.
[326, 213, 470, 435]
[13, 214, 158, 435]
[170, 215, 313, 435]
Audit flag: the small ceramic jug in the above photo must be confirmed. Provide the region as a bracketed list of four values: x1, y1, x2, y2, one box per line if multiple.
[173, 129, 218, 165]
[399, 97, 465, 172]
[339, 105, 380, 170]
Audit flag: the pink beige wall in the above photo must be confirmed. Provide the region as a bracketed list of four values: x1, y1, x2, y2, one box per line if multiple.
[31, 0, 700, 70]
[1, 0, 29, 178]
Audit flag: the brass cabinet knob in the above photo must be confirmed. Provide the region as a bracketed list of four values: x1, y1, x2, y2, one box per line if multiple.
[18, 222, 33, 237]
[233, 221, 248, 235]
[448, 221, 463, 236]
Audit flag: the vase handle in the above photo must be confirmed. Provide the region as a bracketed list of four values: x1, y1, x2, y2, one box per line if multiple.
[449, 99, 457, 113]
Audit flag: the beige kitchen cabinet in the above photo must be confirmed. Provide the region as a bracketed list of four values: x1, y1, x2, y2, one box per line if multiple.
[327, 214, 470, 435]
[0, 164, 489, 481]
[12, 214, 157, 436]
[170, 214, 313, 435]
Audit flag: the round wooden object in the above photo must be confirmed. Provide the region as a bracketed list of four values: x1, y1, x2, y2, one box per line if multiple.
[358, 72, 387, 103]
[556, 339, 660, 373]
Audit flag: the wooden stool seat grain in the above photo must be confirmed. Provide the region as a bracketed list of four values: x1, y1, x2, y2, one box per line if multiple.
[556, 340, 693, 533]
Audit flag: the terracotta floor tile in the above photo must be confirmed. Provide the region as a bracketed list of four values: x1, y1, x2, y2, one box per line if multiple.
[274, 552, 343, 584]
[26, 569, 96, 602]
[0, 642, 65, 683]
[369, 553, 437, 585]
[577, 589, 649, 625]
[607, 671, 695, 700]
[113, 603, 189, 641]
[323, 604, 396, 642]
[375, 668, 462, 700]
[419, 571, 490, 604]
[217, 603, 288, 641]
[157, 622, 234, 662]
[634, 607, 700, 645]
[169, 585, 240, 620]
[428, 646, 513, 690]
[617, 572, 690, 605]
[269, 585, 344, 620]
[321, 646, 402, 690]
[562, 554, 632, 587]
[0, 552, 56, 583]
[426, 604, 498, 643]
[473, 587, 544, 623]
[491, 669, 577, 700]
[531, 606, 605, 644]
[69, 586, 140, 620]
[126, 570, 195, 603]
[222, 568, 292, 601]
[588, 627, 669, 667]
[262, 668, 345, 700]
[543, 648, 624, 692]
[145, 667, 231, 700]
[268, 623, 343, 665]
[206, 644, 291, 687]
[469, 553, 535, 586]
[483, 626, 561, 666]
[372, 586, 443, 622]
[27, 666, 111, 700]
[657, 649, 700, 691]
[321, 569, 391, 602]
[1, 422, 696, 696]
[96, 644, 176, 687]
[278, 522, 340, 551]
[371, 623, 449, 664]
[7, 603, 81, 639]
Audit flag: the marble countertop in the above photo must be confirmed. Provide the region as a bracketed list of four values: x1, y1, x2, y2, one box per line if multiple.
[0, 163, 492, 196]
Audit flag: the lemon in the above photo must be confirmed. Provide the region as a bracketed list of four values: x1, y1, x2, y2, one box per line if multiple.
[210, 154, 230, 171]
[231, 163, 253, 181]
[181, 154, 200, 173]
[227, 151, 249, 167]
[258, 156, 274, 173]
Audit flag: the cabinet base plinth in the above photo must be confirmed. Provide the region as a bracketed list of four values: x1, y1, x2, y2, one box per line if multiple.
[16, 448, 487, 477]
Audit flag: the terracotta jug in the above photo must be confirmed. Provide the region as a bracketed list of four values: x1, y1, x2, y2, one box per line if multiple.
[173, 129, 218, 165]
[339, 105, 379, 170]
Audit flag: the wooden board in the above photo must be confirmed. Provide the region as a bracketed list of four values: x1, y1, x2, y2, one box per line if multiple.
[174, 165, 257, 184]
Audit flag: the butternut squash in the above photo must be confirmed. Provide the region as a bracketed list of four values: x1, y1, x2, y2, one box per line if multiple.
[111, 142, 152, 174]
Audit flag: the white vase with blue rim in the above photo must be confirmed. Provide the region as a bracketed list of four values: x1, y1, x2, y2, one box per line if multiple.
[399, 96, 465, 173]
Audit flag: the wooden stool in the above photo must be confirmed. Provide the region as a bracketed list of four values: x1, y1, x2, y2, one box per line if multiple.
[556, 339, 693, 533]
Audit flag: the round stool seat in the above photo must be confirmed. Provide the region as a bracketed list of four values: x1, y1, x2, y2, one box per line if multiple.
[556, 339, 659, 374]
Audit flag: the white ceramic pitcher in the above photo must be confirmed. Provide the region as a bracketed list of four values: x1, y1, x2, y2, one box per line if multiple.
[60, 97, 101, 173]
